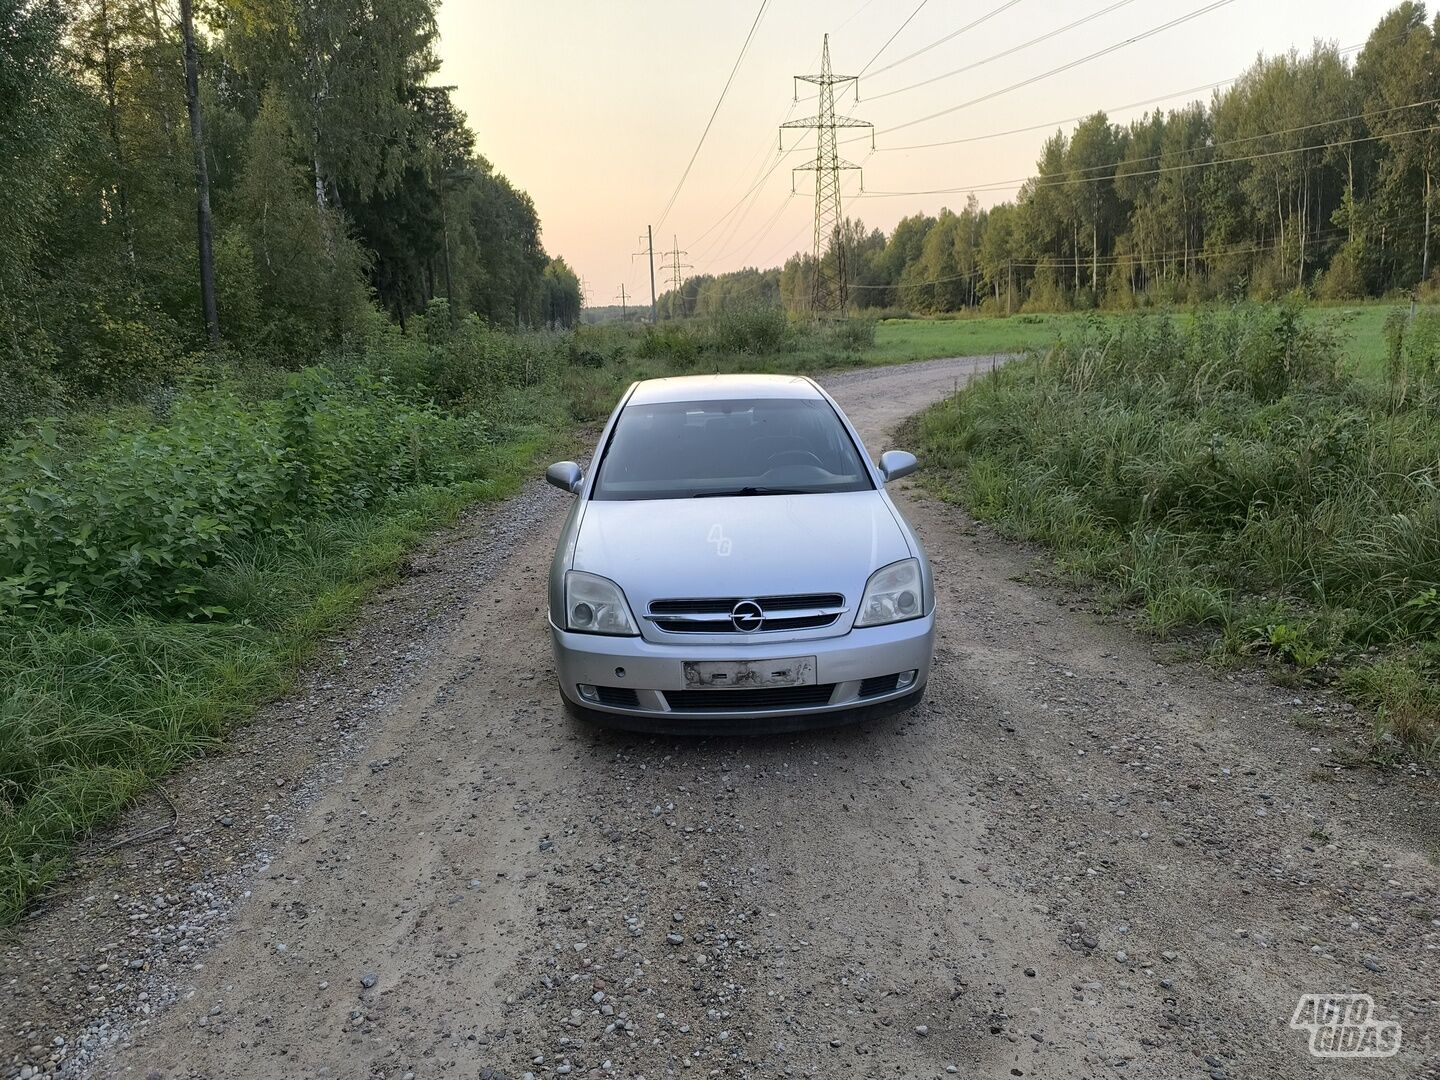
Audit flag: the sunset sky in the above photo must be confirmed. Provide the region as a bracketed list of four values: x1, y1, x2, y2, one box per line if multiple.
[437, 0, 1391, 306]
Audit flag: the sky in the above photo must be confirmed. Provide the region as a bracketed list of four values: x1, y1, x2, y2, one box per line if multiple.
[435, 0, 1394, 307]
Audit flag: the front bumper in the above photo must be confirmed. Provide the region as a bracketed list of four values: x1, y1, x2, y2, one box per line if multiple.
[549, 612, 935, 730]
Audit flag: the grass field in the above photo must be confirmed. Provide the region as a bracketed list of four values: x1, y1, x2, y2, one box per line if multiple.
[871, 302, 1415, 376]
[915, 303, 1440, 759]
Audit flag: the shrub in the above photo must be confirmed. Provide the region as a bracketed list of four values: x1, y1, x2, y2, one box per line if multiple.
[824, 318, 877, 352]
[710, 307, 792, 354]
[635, 324, 702, 365]
[0, 370, 487, 617]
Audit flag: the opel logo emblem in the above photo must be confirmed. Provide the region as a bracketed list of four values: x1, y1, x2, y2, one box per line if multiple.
[731, 599, 765, 633]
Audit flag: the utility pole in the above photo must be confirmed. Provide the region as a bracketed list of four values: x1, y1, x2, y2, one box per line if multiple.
[615, 284, 628, 320]
[781, 34, 873, 319]
[657, 236, 692, 319]
[635, 229, 659, 323]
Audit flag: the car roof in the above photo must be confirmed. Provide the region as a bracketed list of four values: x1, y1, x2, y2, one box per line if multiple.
[626, 373, 822, 405]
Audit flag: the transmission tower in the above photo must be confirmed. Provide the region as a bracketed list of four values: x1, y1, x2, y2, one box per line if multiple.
[615, 284, 628, 320]
[780, 34, 874, 317]
[657, 236, 692, 319]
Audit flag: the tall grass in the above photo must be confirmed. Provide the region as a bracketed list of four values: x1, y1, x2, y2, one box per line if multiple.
[918, 302, 1440, 756]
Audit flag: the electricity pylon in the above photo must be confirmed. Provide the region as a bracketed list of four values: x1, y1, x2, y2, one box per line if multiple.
[615, 284, 628, 320]
[780, 34, 874, 318]
[657, 236, 692, 319]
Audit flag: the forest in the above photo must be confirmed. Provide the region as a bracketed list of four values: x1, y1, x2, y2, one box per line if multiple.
[2, 0, 582, 427]
[664, 4, 1440, 318]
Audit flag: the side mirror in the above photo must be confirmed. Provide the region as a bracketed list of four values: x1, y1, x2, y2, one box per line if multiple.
[878, 450, 918, 483]
[545, 461, 585, 493]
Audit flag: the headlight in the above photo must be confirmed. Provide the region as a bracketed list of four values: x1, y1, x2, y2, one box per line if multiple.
[564, 571, 638, 635]
[854, 558, 923, 627]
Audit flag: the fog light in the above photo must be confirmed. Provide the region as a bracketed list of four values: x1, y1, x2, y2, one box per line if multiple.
[896, 669, 918, 689]
[577, 683, 599, 702]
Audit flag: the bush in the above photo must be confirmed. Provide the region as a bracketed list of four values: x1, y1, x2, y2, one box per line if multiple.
[823, 318, 877, 352]
[0, 370, 488, 617]
[710, 308, 793, 354]
[635, 324, 702, 365]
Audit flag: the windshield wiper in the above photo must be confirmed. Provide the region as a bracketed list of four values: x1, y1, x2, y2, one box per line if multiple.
[692, 486, 806, 498]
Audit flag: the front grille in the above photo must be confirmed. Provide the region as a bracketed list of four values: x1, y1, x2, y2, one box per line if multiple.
[596, 686, 639, 708]
[858, 673, 901, 698]
[648, 593, 846, 634]
[663, 684, 836, 712]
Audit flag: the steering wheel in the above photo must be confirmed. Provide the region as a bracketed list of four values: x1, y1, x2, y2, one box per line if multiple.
[767, 450, 825, 469]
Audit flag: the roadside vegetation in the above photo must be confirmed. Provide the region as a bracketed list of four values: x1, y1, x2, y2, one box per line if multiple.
[917, 301, 1440, 758]
[0, 307, 876, 925]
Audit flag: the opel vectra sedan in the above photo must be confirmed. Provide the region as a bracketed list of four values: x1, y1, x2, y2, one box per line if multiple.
[544, 373, 934, 733]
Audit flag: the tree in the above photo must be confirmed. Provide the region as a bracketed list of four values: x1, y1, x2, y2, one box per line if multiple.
[1357, 3, 1440, 286]
[1067, 113, 1124, 295]
[228, 93, 370, 355]
[179, 0, 220, 343]
[219, 0, 441, 207]
[542, 257, 582, 328]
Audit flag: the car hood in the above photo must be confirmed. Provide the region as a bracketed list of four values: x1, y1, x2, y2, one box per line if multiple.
[571, 490, 911, 610]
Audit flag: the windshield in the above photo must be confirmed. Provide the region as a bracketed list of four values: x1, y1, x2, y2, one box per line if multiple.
[591, 396, 874, 501]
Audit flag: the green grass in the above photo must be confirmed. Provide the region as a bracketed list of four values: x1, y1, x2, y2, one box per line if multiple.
[914, 302, 1440, 759]
[871, 312, 1105, 364]
[870, 301, 1418, 378]
[1305, 302, 1409, 377]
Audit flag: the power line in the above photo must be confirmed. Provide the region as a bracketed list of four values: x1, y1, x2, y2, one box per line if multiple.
[846, 217, 1401, 293]
[857, 123, 1440, 198]
[655, 0, 769, 230]
[706, 210, 1398, 303]
[871, 80, 1237, 152]
[878, 0, 1240, 137]
[699, 149, 787, 264]
[857, 0, 929, 78]
[865, 0, 1140, 102]
[689, 145, 803, 254]
[837, 0, 882, 33]
[687, 46, 824, 255]
[1042, 97, 1440, 183]
[692, 100, 804, 262]
[864, 0, 1028, 81]
[844, 38, 1377, 153]
[867, 96, 1440, 190]
[714, 193, 795, 268]
[708, 171, 867, 296]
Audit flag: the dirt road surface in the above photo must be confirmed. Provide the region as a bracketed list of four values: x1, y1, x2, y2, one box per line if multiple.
[3, 357, 1437, 1080]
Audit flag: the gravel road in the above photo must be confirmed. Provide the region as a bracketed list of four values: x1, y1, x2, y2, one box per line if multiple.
[3, 355, 1437, 1080]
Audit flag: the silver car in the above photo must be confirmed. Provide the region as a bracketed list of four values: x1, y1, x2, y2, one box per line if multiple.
[544, 373, 934, 733]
